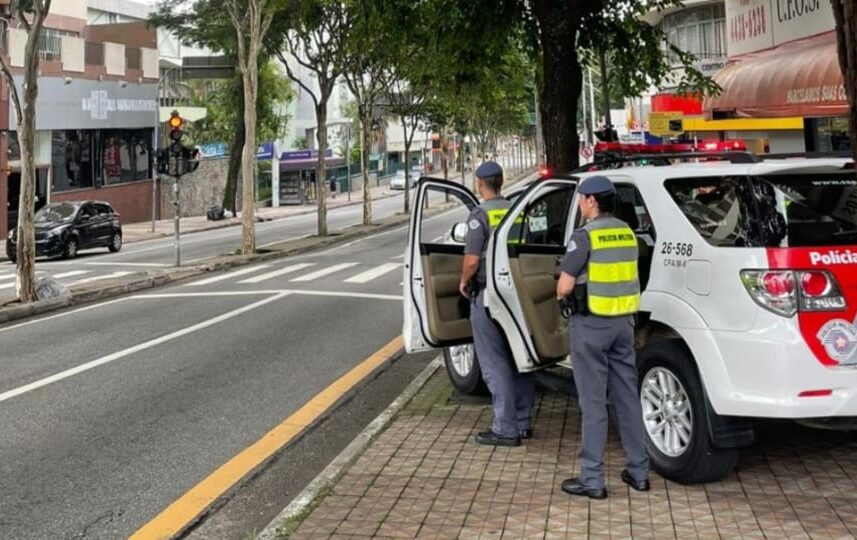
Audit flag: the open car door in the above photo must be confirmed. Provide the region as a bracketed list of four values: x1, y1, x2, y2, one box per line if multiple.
[485, 179, 577, 371]
[403, 178, 479, 353]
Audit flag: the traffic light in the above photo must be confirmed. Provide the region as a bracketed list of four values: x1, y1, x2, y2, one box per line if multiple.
[168, 111, 184, 155]
[156, 148, 168, 175]
[181, 146, 201, 174]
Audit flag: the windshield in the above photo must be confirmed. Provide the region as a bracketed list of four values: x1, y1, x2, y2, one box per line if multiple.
[35, 203, 78, 224]
[666, 172, 857, 247]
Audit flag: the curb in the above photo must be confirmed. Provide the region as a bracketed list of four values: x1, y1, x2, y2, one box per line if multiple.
[256, 356, 443, 540]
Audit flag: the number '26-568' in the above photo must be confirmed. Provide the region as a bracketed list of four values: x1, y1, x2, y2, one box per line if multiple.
[661, 242, 694, 257]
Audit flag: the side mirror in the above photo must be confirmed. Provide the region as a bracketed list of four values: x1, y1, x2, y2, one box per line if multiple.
[451, 222, 468, 243]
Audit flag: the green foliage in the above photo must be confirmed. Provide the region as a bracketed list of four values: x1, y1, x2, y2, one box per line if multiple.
[185, 59, 293, 146]
[150, 0, 237, 53]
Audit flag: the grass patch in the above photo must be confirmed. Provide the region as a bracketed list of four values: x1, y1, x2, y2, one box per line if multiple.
[273, 483, 334, 539]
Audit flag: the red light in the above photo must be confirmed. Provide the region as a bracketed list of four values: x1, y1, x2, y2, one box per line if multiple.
[703, 142, 718, 150]
[763, 271, 794, 296]
[798, 389, 833, 398]
[801, 271, 830, 297]
[539, 167, 550, 177]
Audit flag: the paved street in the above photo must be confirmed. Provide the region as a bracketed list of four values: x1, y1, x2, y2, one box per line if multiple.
[0, 191, 413, 294]
[0, 198, 464, 539]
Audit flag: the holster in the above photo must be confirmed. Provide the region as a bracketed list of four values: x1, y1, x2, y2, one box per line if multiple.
[559, 284, 590, 318]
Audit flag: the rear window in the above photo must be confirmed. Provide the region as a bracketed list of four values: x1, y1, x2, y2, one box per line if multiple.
[666, 172, 857, 247]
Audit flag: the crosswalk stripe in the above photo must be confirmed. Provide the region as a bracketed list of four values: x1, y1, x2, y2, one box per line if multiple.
[291, 263, 359, 282]
[186, 265, 272, 287]
[0, 270, 90, 290]
[68, 271, 133, 286]
[237, 263, 316, 284]
[344, 263, 402, 284]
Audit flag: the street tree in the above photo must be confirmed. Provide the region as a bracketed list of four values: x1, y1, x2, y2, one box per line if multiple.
[342, 1, 390, 226]
[429, 0, 715, 172]
[224, 0, 280, 255]
[831, 0, 857, 165]
[184, 61, 293, 192]
[270, 0, 350, 237]
[0, 0, 52, 303]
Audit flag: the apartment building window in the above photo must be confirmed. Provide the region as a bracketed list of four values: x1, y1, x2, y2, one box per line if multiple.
[39, 28, 78, 62]
[662, 4, 726, 61]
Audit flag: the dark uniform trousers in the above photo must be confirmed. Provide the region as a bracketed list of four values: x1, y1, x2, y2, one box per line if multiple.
[471, 290, 534, 438]
[570, 314, 648, 489]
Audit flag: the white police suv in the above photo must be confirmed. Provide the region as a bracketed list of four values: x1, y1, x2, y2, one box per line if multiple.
[403, 153, 857, 484]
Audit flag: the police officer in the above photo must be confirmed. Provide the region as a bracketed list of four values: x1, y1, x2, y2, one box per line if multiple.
[556, 175, 650, 499]
[460, 161, 534, 447]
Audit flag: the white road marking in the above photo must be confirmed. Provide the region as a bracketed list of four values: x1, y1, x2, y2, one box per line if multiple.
[344, 263, 402, 284]
[185, 265, 272, 286]
[291, 262, 358, 282]
[0, 298, 131, 335]
[83, 261, 169, 268]
[0, 270, 90, 290]
[68, 271, 133, 286]
[0, 293, 289, 405]
[237, 263, 316, 284]
[133, 290, 402, 301]
[391, 254, 404, 260]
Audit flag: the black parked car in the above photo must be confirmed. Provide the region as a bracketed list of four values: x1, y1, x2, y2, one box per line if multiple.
[6, 201, 123, 263]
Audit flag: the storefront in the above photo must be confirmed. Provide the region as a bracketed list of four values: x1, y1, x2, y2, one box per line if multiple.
[3, 77, 157, 234]
[278, 150, 346, 205]
[700, 0, 851, 153]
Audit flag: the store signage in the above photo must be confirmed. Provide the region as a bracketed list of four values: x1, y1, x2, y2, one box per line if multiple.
[726, 0, 834, 57]
[649, 112, 684, 137]
[81, 90, 157, 121]
[11, 77, 158, 130]
[281, 149, 333, 161]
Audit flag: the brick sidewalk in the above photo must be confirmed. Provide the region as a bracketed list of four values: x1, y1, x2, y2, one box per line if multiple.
[285, 371, 857, 539]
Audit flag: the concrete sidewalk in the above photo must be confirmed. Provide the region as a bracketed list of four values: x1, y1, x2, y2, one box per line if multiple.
[123, 171, 474, 245]
[272, 369, 857, 539]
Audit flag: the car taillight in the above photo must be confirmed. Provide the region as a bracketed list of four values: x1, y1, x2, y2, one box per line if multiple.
[741, 269, 846, 317]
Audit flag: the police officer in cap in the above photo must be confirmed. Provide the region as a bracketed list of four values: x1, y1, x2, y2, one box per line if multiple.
[460, 161, 534, 447]
[556, 175, 650, 498]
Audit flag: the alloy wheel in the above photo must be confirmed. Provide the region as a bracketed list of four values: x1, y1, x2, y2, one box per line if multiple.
[640, 366, 693, 457]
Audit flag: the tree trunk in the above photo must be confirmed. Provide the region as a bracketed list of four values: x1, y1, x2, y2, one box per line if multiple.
[222, 79, 246, 215]
[316, 102, 328, 236]
[832, 0, 857, 165]
[15, 76, 37, 303]
[241, 53, 260, 255]
[534, 4, 582, 172]
[361, 109, 372, 225]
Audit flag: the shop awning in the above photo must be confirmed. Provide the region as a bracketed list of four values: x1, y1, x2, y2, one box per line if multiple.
[704, 32, 846, 119]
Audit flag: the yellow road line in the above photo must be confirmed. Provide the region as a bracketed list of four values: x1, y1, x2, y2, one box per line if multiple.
[129, 335, 404, 540]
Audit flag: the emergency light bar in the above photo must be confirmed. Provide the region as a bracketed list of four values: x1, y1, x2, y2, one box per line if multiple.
[594, 140, 747, 155]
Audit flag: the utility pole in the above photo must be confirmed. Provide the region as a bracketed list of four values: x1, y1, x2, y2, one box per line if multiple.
[173, 179, 181, 266]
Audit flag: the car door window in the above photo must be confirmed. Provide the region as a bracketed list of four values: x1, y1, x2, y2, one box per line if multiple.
[514, 188, 575, 246]
[615, 184, 656, 243]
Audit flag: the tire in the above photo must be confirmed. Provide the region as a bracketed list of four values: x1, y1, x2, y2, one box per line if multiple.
[443, 344, 488, 395]
[638, 339, 740, 484]
[108, 232, 122, 252]
[63, 237, 78, 259]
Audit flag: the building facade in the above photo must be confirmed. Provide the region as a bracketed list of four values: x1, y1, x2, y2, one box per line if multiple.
[0, 0, 159, 239]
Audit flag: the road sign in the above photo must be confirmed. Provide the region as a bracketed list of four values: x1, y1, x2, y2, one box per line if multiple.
[580, 146, 593, 158]
[649, 112, 684, 137]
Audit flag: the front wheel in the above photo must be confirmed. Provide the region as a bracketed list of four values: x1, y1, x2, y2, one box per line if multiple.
[638, 339, 740, 484]
[443, 344, 488, 395]
[62, 237, 78, 259]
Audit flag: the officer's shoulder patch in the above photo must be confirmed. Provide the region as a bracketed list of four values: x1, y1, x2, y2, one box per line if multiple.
[469, 219, 480, 230]
[566, 240, 577, 252]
